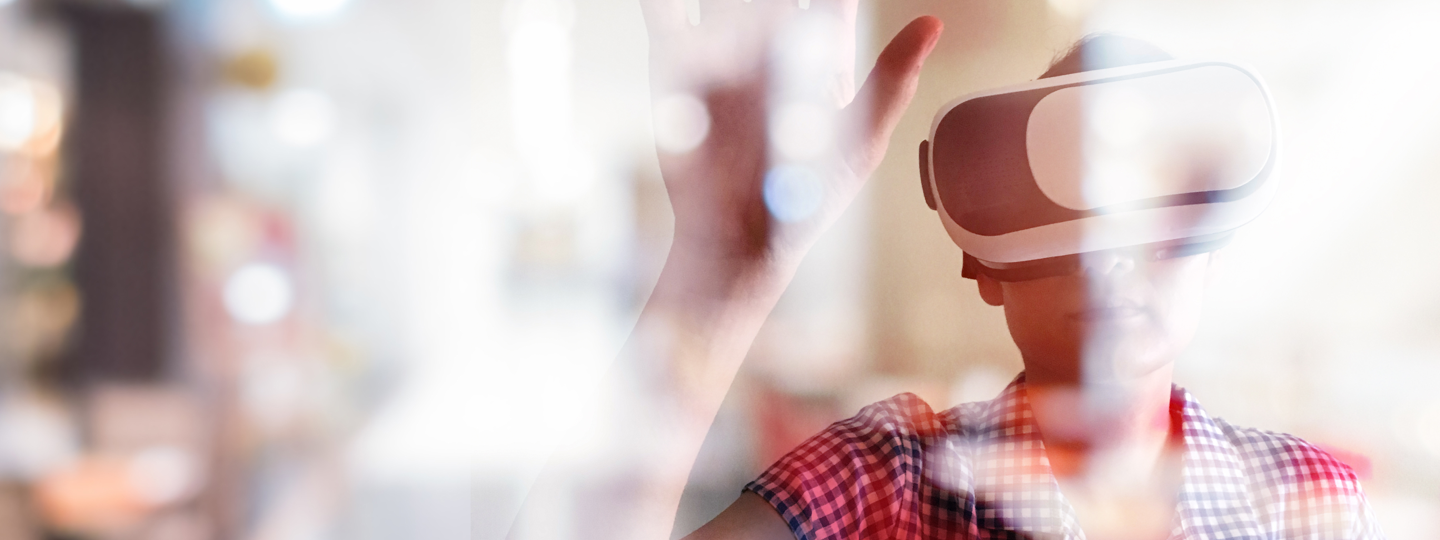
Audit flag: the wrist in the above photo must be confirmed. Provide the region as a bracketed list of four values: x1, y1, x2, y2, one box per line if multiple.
[659, 236, 802, 306]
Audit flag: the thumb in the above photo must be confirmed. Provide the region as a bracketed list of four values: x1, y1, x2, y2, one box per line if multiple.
[845, 16, 943, 177]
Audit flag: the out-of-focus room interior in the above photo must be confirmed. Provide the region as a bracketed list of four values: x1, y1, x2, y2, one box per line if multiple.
[0, 0, 1438, 538]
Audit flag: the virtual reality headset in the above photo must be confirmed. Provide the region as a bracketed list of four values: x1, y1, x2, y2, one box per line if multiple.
[918, 59, 1279, 281]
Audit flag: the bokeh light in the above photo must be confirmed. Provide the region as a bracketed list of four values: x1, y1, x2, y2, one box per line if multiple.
[0, 72, 37, 151]
[763, 164, 823, 223]
[267, 0, 351, 22]
[9, 204, 80, 268]
[222, 263, 294, 325]
[652, 93, 710, 154]
[126, 446, 198, 507]
[0, 0, 1437, 538]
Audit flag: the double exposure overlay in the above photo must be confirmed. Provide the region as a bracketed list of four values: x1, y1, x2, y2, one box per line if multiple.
[0, 0, 1436, 539]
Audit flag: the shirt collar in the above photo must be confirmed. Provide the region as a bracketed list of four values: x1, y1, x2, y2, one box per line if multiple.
[1170, 384, 1265, 539]
[958, 373, 1261, 539]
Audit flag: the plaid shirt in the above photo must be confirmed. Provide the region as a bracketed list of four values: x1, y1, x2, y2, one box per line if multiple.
[745, 373, 1383, 539]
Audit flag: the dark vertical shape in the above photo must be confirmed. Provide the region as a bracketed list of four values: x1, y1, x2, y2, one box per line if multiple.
[58, 5, 172, 384]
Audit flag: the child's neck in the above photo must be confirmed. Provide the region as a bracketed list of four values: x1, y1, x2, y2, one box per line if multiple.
[1025, 365, 1182, 538]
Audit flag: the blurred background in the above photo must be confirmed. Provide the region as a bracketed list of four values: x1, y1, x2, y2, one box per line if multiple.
[0, 0, 1437, 538]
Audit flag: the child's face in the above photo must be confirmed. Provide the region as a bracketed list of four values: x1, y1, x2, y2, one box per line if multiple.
[981, 251, 1214, 385]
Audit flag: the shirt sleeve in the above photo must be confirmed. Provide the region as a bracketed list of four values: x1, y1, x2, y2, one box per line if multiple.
[743, 393, 938, 540]
[1352, 489, 1387, 539]
[1239, 428, 1389, 539]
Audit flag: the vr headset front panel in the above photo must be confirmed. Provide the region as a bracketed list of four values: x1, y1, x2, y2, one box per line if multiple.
[929, 62, 1276, 239]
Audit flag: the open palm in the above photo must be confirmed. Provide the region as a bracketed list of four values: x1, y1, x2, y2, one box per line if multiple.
[640, 0, 943, 268]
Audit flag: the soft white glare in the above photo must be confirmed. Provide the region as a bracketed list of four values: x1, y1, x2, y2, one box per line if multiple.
[531, 151, 597, 205]
[349, 165, 515, 477]
[763, 165, 824, 222]
[242, 358, 307, 430]
[507, 20, 571, 81]
[774, 11, 844, 82]
[223, 263, 294, 325]
[949, 367, 1011, 405]
[315, 157, 375, 237]
[770, 101, 834, 161]
[1416, 402, 1440, 459]
[1083, 157, 1149, 207]
[348, 369, 492, 478]
[267, 0, 351, 21]
[128, 446, 198, 506]
[0, 73, 36, 151]
[653, 94, 710, 154]
[269, 89, 335, 148]
[0, 398, 75, 479]
[1082, 87, 1157, 208]
[507, 19, 571, 148]
[1047, 0, 1095, 18]
[1090, 86, 1153, 148]
[1028, 66, 1272, 211]
[507, 15, 582, 206]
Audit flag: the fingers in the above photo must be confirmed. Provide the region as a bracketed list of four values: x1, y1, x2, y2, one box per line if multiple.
[808, 0, 858, 20]
[845, 16, 944, 176]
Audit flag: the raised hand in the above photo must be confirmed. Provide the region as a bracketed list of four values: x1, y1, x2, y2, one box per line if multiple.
[508, 4, 941, 539]
[641, 0, 943, 282]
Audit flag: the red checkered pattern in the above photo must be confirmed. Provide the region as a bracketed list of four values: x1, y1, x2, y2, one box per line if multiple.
[745, 373, 1384, 539]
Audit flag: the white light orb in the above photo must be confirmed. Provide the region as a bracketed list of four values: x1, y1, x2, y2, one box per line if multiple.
[128, 446, 198, 505]
[0, 73, 36, 151]
[652, 93, 710, 154]
[268, 0, 351, 21]
[223, 263, 294, 325]
[763, 165, 824, 223]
